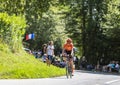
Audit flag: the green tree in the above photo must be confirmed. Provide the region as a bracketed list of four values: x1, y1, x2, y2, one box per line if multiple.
[101, 0, 120, 61]
[0, 13, 27, 52]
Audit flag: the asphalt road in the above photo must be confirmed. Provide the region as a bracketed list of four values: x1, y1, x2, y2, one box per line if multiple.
[0, 70, 120, 85]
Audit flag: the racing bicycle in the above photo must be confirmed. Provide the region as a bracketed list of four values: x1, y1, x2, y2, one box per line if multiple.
[65, 54, 72, 79]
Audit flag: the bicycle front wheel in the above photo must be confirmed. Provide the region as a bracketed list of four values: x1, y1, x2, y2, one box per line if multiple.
[66, 64, 69, 78]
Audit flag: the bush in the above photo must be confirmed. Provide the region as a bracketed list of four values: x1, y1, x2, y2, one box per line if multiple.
[0, 13, 27, 52]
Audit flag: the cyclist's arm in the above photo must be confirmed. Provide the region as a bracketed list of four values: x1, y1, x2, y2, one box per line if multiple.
[71, 44, 74, 56]
[62, 48, 65, 56]
[71, 48, 74, 56]
[62, 44, 66, 56]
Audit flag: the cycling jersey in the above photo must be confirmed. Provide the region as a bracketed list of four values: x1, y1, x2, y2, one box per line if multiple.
[63, 43, 73, 51]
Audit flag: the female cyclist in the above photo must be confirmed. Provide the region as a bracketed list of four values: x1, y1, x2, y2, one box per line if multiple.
[62, 38, 74, 76]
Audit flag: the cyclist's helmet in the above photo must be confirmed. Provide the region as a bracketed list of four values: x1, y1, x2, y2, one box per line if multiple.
[66, 38, 72, 43]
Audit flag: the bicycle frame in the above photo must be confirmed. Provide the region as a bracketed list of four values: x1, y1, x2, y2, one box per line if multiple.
[65, 54, 72, 79]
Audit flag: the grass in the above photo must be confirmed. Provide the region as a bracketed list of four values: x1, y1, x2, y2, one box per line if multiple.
[0, 43, 65, 79]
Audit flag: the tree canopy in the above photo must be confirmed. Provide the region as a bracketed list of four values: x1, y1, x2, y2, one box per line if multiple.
[0, 0, 120, 64]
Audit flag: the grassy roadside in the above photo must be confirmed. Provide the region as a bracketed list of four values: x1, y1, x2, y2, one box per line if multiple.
[0, 43, 65, 79]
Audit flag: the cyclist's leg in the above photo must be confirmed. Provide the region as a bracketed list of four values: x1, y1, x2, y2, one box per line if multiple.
[70, 57, 74, 75]
[65, 51, 74, 74]
[64, 50, 73, 76]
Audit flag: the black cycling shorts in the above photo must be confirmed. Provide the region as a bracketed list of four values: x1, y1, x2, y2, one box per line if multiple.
[65, 50, 71, 54]
[64, 50, 72, 58]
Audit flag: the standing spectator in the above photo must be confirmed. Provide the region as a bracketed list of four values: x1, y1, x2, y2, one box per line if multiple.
[46, 41, 54, 64]
[41, 44, 47, 57]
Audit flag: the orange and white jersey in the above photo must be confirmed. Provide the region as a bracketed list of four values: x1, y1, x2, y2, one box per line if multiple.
[63, 43, 73, 51]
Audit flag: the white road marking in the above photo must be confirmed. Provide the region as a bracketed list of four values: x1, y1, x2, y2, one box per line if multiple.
[105, 79, 120, 84]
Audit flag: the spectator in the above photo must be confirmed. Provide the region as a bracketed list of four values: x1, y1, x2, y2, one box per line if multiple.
[80, 56, 87, 70]
[37, 50, 42, 58]
[114, 61, 120, 72]
[46, 41, 54, 64]
[60, 60, 66, 68]
[74, 56, 79, 69]
[42, 54, 47, 63]
[41, 44, 47, 57]
[35, 52, 38, 58]
[87, 64, 94, 71]
[107, 61, 115, 72]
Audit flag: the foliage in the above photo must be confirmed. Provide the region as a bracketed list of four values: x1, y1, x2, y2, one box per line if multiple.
[59, 0, 120, 64]
[101, 0, 120, 61]
[0, 0, 120, 66]
[0, 13, 27, 52]
[0, 0, 51, 15]
[0, 0, 53, 50]
[24, 1, 68, 53]
[102, 0, 120, 37]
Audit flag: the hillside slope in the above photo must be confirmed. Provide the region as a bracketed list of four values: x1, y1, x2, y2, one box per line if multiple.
[0, 43, 65, 79]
